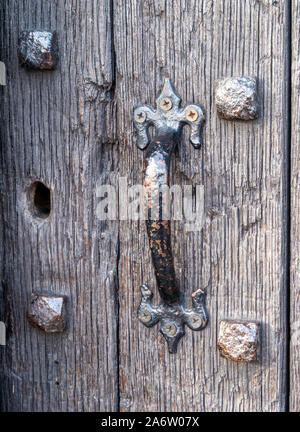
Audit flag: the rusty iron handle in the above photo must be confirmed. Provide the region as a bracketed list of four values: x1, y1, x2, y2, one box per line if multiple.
[133, 79, 208, 353]
[144, 129, 180, 305]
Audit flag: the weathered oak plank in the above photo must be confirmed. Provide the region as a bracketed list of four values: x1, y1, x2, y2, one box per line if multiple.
[290, 0, 300, 413]
[115, 0, 289, 412]
[0, 0, 118, 411]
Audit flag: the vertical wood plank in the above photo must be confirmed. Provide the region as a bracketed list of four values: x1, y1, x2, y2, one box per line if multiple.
[290, 0, 300, 413]
[0, 0, 118, 411]
[115, 0, 289, 411]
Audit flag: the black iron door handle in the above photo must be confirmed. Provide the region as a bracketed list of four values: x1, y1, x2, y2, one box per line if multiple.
[133, 79, 208, 353]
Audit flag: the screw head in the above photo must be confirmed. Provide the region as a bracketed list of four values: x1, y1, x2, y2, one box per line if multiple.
[189, 315, 202, 329]
[135, 110, 146, 123]
[163, 323, 177, 337]
[139, 309, 152, 323]
[159, 97, 172, 111]
[186, 108, 199, 122]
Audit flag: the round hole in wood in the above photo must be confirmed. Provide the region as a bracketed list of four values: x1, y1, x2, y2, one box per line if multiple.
[28, 181, 51, 219]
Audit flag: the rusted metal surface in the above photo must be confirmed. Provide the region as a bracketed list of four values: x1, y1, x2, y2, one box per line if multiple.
[27, 294, 66, 333]
[133, 79, 208, 353]
[215, 77, 258, 120]
[18, 31, 58, 70]
[217, 320, 260, 362]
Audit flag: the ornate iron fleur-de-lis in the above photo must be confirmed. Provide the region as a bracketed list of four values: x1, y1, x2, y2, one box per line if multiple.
[134, 78, 204, 150]
[133, 79, 208, 353]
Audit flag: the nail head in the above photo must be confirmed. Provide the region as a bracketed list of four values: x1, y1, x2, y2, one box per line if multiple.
[18, 30, 59, 70]
[217, 319, 260, 362]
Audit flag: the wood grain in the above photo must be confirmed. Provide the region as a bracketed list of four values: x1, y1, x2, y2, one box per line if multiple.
[0, 0, 119, 411]
[115, 0, 289, 412]
[0, 0, 291, 412]
[290, 0, 300, 413]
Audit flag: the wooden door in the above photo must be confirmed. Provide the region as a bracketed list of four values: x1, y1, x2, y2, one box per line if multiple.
[0, 0, 298, 412]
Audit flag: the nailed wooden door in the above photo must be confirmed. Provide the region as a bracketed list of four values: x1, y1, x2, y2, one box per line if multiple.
[0, 0, 298, 412]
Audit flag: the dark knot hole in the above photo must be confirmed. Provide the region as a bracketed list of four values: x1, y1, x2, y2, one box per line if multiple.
[28, 181, 51, 219]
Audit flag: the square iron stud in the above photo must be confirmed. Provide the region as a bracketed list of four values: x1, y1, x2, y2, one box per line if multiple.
[215, 77, 258, 120]
[18, 30, 58, 70]
[27, 294, 66, 332]
[217, 320, 260, 362]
